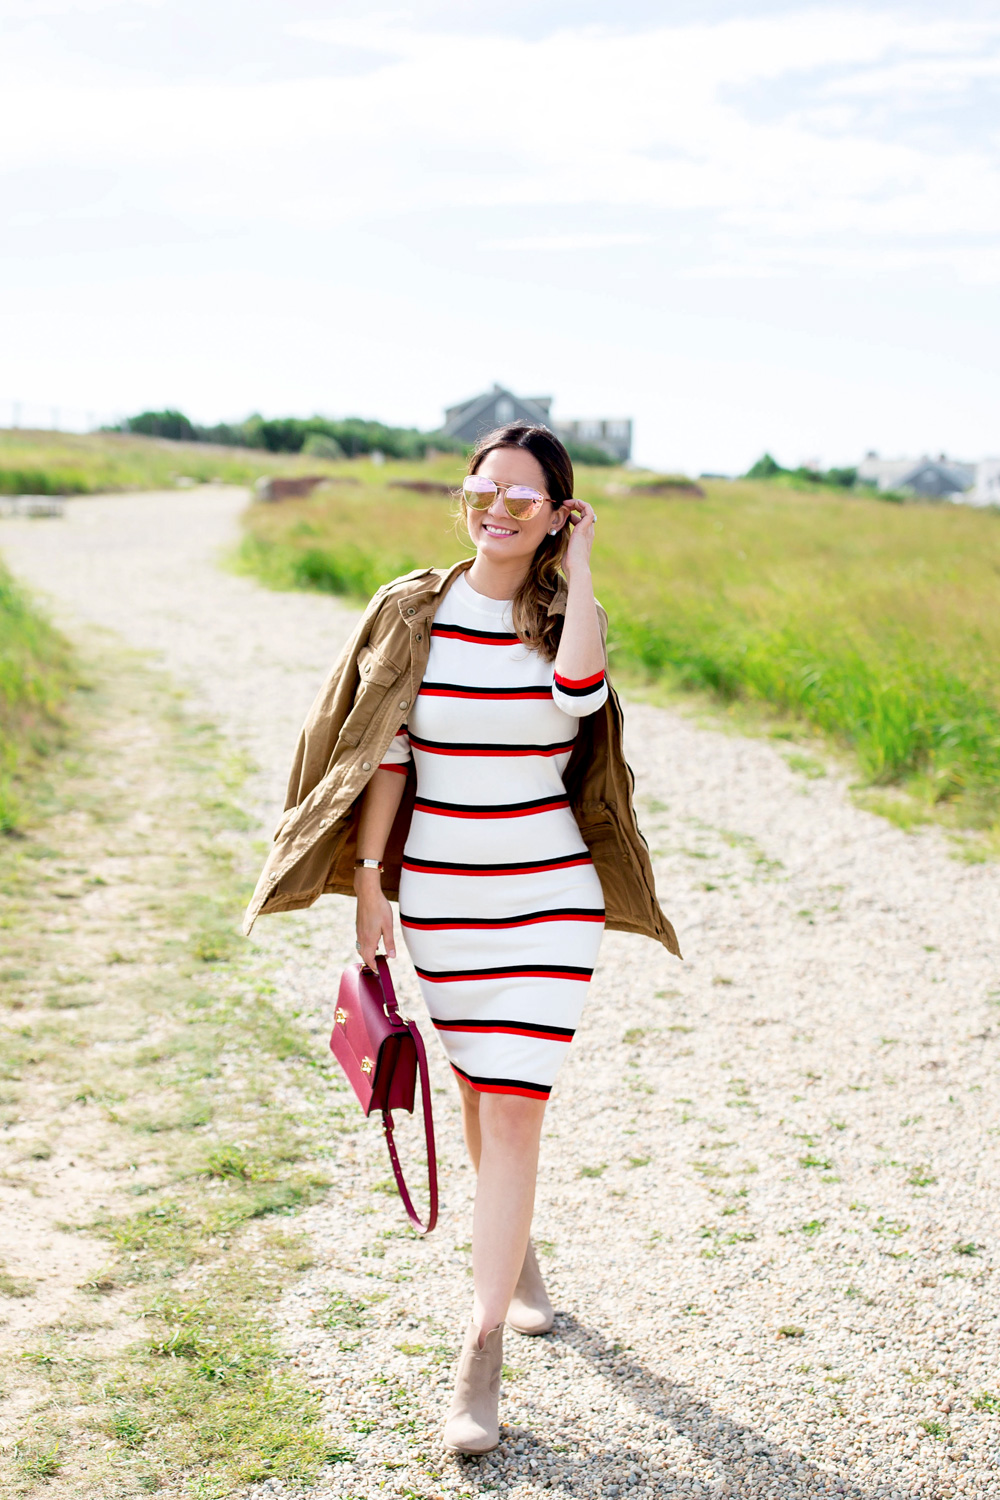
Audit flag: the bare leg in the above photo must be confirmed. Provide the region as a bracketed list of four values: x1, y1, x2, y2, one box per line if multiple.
[456, 1073, 483, 1172]
[470, 1093, 547, 1338]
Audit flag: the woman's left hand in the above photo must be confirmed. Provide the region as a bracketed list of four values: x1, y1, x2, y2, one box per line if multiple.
[561, 499, 597, 577]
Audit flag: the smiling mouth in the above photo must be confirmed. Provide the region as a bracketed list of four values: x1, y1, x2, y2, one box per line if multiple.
[482, 523, 517, 537]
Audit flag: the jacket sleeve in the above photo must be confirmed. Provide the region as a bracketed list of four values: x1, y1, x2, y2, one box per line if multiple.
[280, 587, 388, 815]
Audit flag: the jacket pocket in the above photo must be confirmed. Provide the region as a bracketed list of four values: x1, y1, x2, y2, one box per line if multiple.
[576, 812, 635, 921]
[336, 645, 403, 749]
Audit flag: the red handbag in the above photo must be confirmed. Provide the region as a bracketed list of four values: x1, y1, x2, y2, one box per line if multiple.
[329, 955, 438, 1234]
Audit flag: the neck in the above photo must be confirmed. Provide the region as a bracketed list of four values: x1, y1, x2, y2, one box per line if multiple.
[465, 554, 530, 601]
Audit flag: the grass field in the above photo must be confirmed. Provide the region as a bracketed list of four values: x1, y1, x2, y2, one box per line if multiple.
[0, 643, 358, 1495]
[0, 556, 73, 831]
[0, 428, 343, 496]
[235, 456, 1000, 839]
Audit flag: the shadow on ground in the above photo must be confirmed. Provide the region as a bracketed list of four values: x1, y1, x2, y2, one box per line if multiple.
[450, 1313, 912, 1499]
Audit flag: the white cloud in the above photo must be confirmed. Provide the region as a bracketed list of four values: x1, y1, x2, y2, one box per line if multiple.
[480, 233, 651, 252]
[0, 0, 159, 15]
[2, 9, 998, 280]
[3, 4, 1000, 467]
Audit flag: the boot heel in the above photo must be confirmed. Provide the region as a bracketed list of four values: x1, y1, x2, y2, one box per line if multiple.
[507, 1240, 554, 1335]
[443, 1321, 503, 1454]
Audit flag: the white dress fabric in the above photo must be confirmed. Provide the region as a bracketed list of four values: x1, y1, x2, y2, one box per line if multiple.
[382, 571, 608, 1101]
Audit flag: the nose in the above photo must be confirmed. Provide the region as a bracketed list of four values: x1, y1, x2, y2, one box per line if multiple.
[486, 491, 509, 521]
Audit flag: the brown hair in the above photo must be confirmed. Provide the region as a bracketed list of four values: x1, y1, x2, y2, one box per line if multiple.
[458, 422, 574, 661]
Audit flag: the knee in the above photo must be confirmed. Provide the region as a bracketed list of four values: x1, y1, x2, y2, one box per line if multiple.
[480, 1093, 546, 1149]
[456, 1076, 481, 1114]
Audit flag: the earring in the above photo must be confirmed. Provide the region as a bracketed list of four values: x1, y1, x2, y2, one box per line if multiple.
[549, 527, 557, 535]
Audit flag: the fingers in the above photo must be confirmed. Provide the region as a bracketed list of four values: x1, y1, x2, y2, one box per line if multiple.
[382, 911, 397, 961]
[565, 498, 596, 526]
[356, 901, 396, 970]
[358, 934, 379, 970]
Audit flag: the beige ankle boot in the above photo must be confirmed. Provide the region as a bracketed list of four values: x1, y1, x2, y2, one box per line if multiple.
[443, 1321, 504, 1454]
[506, 1239, 554, 1335]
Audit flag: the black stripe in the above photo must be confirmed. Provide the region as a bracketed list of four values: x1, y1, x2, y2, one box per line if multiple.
[408, 730, 575, 756]
[416, 963, 593, 981]
[451, 1062, 552, 1097]
[431, 623, 518, 642]
[414, 793, 568, 815]
[399, 907, 605, 928]
[419, 681, 551, 698]
[432, 1017, 576, 1038]
[553, 675, 607, 697]
[402, 852, 592, 874]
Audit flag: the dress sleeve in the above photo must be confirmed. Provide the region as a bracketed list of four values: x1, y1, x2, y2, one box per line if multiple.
[378, 729, 412, 773]
[552, 669, 609, 718]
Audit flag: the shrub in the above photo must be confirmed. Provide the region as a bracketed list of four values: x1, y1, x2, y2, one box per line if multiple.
[0, 558, 72, 829]
[301, 433, 345, 460]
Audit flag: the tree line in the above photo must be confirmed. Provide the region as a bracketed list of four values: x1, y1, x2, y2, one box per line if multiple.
[111, 410, 619, 467]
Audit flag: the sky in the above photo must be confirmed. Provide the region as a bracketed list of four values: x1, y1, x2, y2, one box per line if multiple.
[1, 1, 999, 473]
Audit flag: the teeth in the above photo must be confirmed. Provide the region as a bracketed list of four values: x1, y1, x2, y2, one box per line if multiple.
[484, 524, 515, 535]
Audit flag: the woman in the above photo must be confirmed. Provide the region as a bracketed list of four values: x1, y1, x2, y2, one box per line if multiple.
[244, 423, 680, 1454]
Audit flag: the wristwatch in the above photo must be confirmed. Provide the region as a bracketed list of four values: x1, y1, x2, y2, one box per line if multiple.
[355, 858, 384, 872]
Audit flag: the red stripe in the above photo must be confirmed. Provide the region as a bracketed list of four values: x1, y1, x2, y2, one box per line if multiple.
[409, 742, 573, 758]
[401, 854, 592, 876]
[554, 669, 606, 690]
[414, 797, 569, 820]
[431, 626, 518, 645]
[377, 762, 409, 774]
[451, 1066, 549, 1101]
[436, 1022, 573, 1041]
[469, 1081, 550, 1100]
[400, 913, 604, 930]
[418, 967, 592, 984]
[419, 686, 550, 700]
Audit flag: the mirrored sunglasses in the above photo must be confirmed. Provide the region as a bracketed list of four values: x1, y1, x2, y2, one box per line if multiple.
[462, 474, 551, 521]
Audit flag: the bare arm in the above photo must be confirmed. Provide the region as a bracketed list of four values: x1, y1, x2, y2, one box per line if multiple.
[552, 498, 606, 705]
[353, 767, 407, 970]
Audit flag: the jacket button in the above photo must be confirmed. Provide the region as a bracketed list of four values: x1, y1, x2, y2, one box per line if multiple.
[362, 761, 372, 771]
[405, 607, 416, 615]
[415, 633, 422, 642]
[399, 700, 408, 710]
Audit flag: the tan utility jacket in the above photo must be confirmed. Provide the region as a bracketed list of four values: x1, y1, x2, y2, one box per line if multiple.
[243, 560, 681, 956]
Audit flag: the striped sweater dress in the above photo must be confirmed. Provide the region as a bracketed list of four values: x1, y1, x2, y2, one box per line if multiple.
[381, 571, 608, 1102]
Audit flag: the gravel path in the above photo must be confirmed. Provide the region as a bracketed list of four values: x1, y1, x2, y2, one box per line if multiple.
[3, 489, 999, 1500]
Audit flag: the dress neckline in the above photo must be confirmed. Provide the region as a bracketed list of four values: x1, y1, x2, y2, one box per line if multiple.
[453, 570, 512, 616]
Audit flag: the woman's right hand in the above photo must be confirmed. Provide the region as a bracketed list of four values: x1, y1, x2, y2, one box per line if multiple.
[354, 870, 396, 971]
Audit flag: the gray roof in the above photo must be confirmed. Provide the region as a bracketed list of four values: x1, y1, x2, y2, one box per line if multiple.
[441, 384, 553, 443]
[857, 454, 975, 494]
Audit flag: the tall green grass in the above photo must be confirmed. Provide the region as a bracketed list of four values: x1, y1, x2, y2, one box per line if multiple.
[0, 428, 347, 495]
[236, 462, 1000, 831]
[0, 556, 72, 829]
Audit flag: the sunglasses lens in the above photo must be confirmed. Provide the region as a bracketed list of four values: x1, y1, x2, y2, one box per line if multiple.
[463, 476, 495, 509]
[504, 486, 545, 519]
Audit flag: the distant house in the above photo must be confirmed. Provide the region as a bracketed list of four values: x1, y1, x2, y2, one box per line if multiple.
[441, 384, 633, 463]
[970, 459, 1000, 507]
[857, 452, 976, 499]
[554, 416, 632, 464]
[442, 385, 554, 445]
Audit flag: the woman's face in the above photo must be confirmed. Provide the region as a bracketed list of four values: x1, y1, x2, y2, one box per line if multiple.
[466, 446, 566, 566]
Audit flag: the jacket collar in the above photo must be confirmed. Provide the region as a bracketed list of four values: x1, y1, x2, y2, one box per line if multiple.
[395, 559, 471, 619]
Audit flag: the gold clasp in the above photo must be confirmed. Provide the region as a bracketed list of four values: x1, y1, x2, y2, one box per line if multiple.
[360, 1057, 374, 1075]
[335, 1008, 348, 1025]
